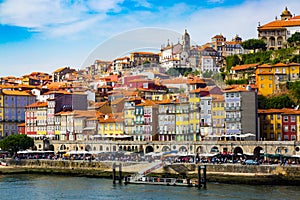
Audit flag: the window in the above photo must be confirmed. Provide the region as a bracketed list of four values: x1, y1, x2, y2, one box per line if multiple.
[283, 116, 288, 122]
[260, 77, 264, 80]
[269, 84, 272, 88]
[291, 125, 296, 132]
[283, 125, 289, 132]
[269, 76, 272, 80]
[277, 123, 281, 129]
[291, 116, 295, 122]
[261, 84, 264, 88]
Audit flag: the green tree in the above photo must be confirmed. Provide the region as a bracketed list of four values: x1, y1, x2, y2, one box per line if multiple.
[0, 134, 34, 156]
[202, 70, 213, 78]
[226, 54, 241, 71]
[287, 32, 300, 47]
[289, 81, 300, 104]
[264, 95, 294, 109]
[241, 39, 267, 51]
[166, 68, 180, 77]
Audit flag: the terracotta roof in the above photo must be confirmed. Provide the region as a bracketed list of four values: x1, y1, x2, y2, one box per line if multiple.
[281, 108, 300, 115]
[131, 52, 157, 55]
[258, 109, 284, 114]
[136, 100, 157, 107]
[257, 64, 272, 68]
[273, 62, 288, 67]
[288, 62, 300, 66]
[190, 87, 209, 93]
[128, 79, 153, 83]
[53, 67, 66, 73]
[231, 64, 258, 71]
[223, 86, 251, 93]
[2, 90, 32, 96]
[18, 123, 26, 127]
[187, 76, 205, 84]
[259, 16, 300, 30]
[258, 108, 300, 115]
[26, 102, 48, 108]
[212, 94, 224, 102]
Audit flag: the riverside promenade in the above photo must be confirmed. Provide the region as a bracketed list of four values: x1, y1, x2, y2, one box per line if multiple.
[1, 159, 300, 185]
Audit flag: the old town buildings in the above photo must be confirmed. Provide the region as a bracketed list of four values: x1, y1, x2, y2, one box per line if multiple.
[1, 7, 300, 143]
[258, 7, 300, 50]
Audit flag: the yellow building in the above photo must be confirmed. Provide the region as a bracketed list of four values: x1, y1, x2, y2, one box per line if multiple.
[97, 113, 124, 138]
[175, 101, 190, 141]
[258, 109, 283, 141]
[288, 62, 300, 81]
[255, 62, 300, 96]
[211, 94, 225, 137]
[188, 88, 201, 141]
[256, 64, 274, 96]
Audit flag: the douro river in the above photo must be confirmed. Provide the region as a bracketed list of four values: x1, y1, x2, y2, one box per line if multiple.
[0, 174, 299, 200]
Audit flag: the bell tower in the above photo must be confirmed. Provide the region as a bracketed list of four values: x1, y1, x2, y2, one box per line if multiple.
[182, 29, 190, 55]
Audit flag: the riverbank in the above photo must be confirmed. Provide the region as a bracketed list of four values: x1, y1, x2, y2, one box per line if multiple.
[1, 159, 300, 185]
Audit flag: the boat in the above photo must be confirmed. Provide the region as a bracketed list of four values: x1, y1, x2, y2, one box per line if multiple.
[124, 176, 198, 187]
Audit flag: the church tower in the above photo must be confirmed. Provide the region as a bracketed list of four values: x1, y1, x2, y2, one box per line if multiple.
[280, 7, 292, 20]
[182, 29, 190, 55]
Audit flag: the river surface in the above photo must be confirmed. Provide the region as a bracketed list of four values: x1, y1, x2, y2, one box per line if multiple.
[0, 174, 299, 200]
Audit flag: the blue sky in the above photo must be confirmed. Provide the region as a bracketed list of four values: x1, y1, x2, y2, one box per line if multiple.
[1, 0, 300, 76]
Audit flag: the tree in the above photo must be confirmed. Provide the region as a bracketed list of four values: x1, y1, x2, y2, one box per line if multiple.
[226, 54, 241, 71]
[202, 70, 213, 78]
[287, 32, 300, 47]
[0, 134, 34, 156]
[241, 39, 267, 51]
[166, 68, 180, 77]
[289, 81, 300, 104]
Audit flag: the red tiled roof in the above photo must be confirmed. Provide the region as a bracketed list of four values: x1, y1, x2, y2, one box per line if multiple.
[26, 102, 48, 108]
[231, 64, 258, 71]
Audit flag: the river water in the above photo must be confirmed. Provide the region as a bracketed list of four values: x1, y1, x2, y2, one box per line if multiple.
[0, 174, 299, 200]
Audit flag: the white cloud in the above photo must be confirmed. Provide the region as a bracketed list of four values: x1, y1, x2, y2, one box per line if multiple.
[207, 0, 225, 3]
[131, 0, 152, 8]
[87, 0, 125, 12]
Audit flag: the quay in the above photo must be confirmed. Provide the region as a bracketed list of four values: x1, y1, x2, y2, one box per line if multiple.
[1, 159, 300, 185]
[37, 140, 300, 159]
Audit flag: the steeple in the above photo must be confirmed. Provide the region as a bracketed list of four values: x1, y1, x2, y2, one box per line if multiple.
[182, 29, 190, 54]
[280, 6, 292, 20]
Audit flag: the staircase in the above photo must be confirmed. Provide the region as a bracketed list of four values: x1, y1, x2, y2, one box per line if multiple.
[131, 161, 164, 181]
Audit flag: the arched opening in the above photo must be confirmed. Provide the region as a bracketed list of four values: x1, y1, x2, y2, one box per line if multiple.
[196, 146, 204, 153]
[119, 146, 123, 151]
[48, 145, 54, 151]
[145, 146, 154, 153]
[60, 145, 66, 151]
[138, 145, 143, 153]
[234, 147, 244, 155]
[210, 146, 219, 153]
[253, 146, 263, 158]
[179, 146, 188, 153]
[85, 145, 92, 151]
[123, 146, 127, 151]
[269, 37, 275, 46]
[32, 145, 37, 150]
[113, 146, 116, 151]
[162, 146, 170, 152]
[277, 36, 283, 46]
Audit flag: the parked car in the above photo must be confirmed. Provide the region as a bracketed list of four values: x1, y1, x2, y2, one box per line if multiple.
[243, 159, 259, 165]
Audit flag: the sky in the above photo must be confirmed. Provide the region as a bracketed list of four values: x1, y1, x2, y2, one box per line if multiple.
[1, 0, 300, 77]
